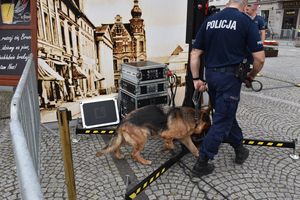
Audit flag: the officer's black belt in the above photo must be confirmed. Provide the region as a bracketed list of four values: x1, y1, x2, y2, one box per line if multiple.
[206, 65, 238, 73]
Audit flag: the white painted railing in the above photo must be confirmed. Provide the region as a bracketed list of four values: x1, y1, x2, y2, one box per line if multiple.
[10, 55, 43, 200]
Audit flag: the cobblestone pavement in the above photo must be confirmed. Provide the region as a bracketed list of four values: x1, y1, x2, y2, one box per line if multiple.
[1, 45, 300, 200]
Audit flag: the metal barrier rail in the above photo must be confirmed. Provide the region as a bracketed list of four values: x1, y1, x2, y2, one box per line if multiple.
[10, 55, 43, 200]
[267, 28, 298, 41]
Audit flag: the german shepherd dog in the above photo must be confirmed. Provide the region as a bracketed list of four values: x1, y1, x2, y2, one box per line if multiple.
[96, 105, 211, 165]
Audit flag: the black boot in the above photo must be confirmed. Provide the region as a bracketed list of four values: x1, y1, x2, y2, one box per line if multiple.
[192, 156, 214, 177]
[234, 145, 249, 164]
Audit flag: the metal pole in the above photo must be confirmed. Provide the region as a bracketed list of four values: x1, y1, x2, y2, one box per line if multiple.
[57, 108, 76, 200]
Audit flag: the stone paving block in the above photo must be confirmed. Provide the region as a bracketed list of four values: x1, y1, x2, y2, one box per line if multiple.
[2, 45, 300, 199]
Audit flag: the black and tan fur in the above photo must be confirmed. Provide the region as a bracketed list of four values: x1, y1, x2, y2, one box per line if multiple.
[96, 105, 211, 165]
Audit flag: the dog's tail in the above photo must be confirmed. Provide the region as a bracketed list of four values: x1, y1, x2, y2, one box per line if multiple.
[96, 128, 123, 157]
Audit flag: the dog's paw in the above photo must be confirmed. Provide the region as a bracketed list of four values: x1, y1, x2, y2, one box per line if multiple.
[96, 152, 103, 157]
[143, 160, 152, 165]
[192, 151, 199, 157]
[115, 154, 125, 159]
[163, 142, 175, 151]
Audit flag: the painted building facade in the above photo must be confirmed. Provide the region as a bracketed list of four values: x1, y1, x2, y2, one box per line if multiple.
[37, 0, 106, 108]
[107, 0, 147, 88]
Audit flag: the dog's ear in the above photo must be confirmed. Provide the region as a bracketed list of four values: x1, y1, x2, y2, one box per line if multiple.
[201, 106, 210, 114]
[200, 106, 211, 123]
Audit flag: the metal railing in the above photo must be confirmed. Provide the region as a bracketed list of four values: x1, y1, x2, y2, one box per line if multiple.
[10, 54, 43, 199]
[267, 28, 298, 41]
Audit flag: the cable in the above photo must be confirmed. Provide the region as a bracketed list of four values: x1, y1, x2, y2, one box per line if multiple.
[169, 147, 229, 200]
[261, 74, 298, 85]
[177, 160, 210, 200]
[178, 159, 230, 200]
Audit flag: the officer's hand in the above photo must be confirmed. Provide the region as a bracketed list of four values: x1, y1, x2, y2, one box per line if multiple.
[193, 80, 207, 92]
[247, 70, 256, 81]
[245, 73, 254, 88]
[244, 78, 252, 88]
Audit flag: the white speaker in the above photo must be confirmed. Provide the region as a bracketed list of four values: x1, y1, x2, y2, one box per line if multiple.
[79, 96, 120, 128]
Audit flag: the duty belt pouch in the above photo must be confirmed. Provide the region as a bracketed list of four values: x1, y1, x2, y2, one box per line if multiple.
[235, 63, 249, 82]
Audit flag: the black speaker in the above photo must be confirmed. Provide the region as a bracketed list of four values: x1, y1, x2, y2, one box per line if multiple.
[79, 97, 120, 128]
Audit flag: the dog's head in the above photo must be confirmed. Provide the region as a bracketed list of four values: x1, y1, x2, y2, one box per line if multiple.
[194, 107, 211, 134]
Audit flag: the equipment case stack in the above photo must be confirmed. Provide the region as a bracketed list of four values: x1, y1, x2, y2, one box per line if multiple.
[119, 61, 169, 116]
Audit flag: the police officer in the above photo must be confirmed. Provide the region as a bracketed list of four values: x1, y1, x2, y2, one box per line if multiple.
[245, 3, 266, 67]
[190, 0, 265, 177]
[245, 3, 266, 42]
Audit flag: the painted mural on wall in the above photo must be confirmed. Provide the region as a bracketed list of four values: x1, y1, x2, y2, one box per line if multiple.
[0, 0, 30, 25]
[37, 0, 188, 122]
[0, 0, 31, 81]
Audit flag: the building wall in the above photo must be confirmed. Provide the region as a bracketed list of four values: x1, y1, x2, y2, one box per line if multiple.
[37, 0, 107, 108]
[209, 0, 228, 9]
[260, 3, 283, 36]
[78, 17, 97, 95]
[37, 0, 67, 106]
[98, 39, 115, 90]
[168, 44, 188, 85]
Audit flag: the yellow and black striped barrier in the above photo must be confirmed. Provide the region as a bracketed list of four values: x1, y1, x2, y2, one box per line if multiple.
[125, 148, 189, 200]
[75, 118, 117, 135]
[243, 138, 295, 148]
[76, 128, 116, 135]
[75, 124, 116, 135]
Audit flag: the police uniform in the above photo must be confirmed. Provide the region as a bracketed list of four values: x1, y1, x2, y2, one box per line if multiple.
[253, 15, 266, 31]
[247, 14, 266, 64]
[193, 7, 264, 160]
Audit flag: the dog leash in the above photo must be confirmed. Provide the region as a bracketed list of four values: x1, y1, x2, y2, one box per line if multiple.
[245, 79, 263, 92]
[192, 90, 203, 126]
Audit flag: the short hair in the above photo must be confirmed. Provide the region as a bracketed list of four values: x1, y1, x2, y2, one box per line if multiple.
[248, 3, 258, 10]
[229, 0, 248, 6]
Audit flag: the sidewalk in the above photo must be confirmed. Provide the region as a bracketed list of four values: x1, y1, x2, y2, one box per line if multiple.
[0, 90, 13, 119]
[1, 45, 300, 199]
[3, 78, 300, 200]
[0, 91, 20, 199]
[275, 39, 300, 47]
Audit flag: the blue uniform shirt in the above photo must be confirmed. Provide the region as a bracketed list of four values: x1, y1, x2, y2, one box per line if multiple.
[247, 15, 266, 64]
[193, 7, 263, 69]
[253, 15, 266, 31]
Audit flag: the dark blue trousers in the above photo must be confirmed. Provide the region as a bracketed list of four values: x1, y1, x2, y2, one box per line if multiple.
[200, 69, 243, 160]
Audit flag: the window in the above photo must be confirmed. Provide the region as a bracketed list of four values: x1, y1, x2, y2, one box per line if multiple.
[76, 35, 80, 55]
[37, 8, 43, 38]
[113, 60, 118, 71]
[52, 18, 58, 44]
[261, 10, 269, 28]
[139, 41, 144, 52]
[114, 79, 119, 88]
[44, 13, 51, 41]
[115, 25, 122, 34]
[69, 30, 73, 48]
[61, 25, 66, 50]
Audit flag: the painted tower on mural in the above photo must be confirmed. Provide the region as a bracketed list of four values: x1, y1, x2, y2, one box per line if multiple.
[108, 0, 147, 87]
